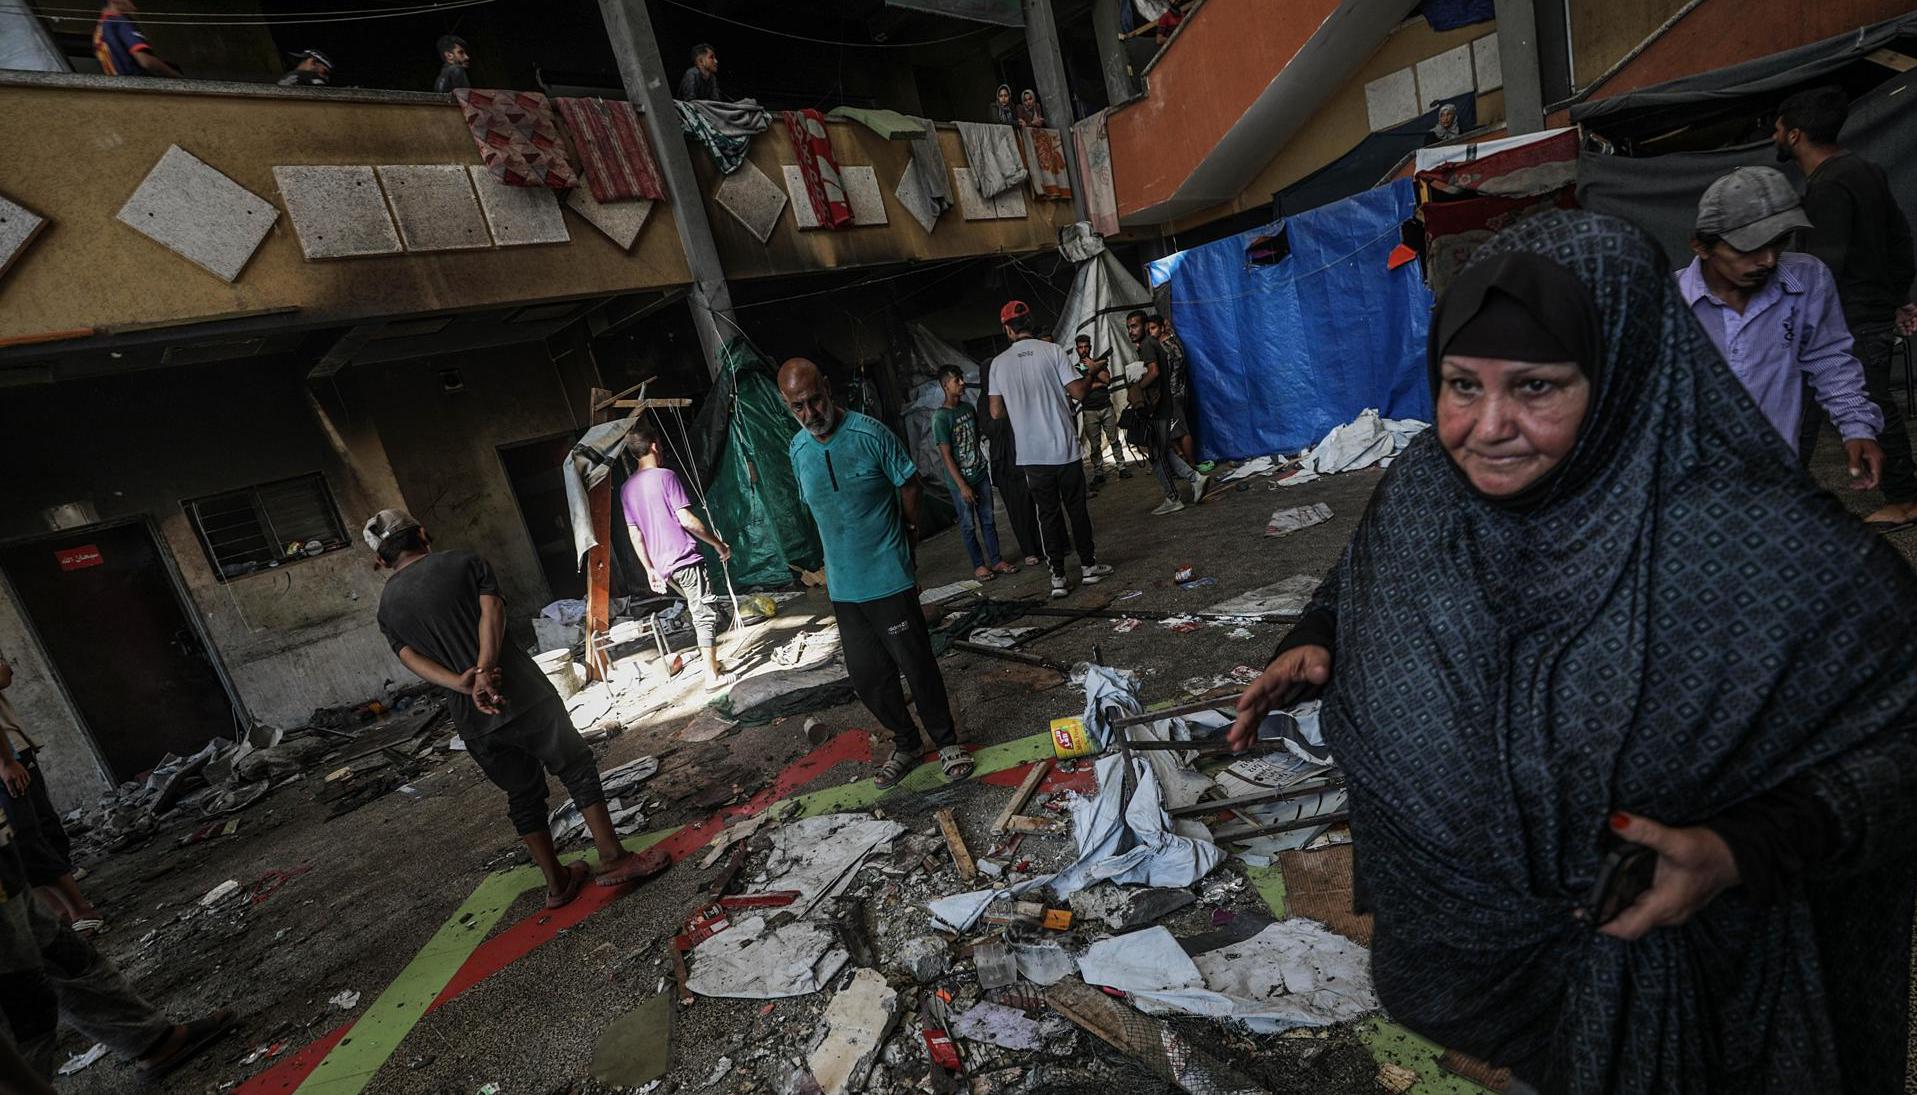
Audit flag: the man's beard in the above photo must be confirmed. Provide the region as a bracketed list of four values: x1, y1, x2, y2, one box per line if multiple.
[804, 405, 840, 437]
[1774, 140, 1793, 163]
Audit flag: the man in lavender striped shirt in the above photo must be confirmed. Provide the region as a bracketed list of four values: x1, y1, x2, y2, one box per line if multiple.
[1678, 166, 1884, 488]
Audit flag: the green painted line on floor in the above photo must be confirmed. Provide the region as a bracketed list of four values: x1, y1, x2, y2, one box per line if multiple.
[292, 737, 1057, 1093]
[1245, 862, 1286, 919]
[295, 833, 675, 1095]
[1361, 1017, 1492, 1093]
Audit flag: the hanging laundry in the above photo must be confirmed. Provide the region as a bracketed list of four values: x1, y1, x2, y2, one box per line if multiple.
[782, 108, 853, 230]
[895, 115, 953, 233]
[454, 88, 577, 189]
[675, 98, 772, 175]
[1020, 127, 1073, 201]
[955, 121, 1027, 200]
[1073, 109, 1119, 237]
[554, 97, 665, 202]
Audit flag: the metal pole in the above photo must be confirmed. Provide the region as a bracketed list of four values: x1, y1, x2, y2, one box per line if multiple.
[597, 0, 741, 378]
[1492, 0, 1546, 135]
[1022, 0, 1090, 222]
[1091, 0, 1134, 108]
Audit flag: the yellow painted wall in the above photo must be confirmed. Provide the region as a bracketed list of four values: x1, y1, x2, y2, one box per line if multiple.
[1568, 0, 1692, 89]
[0, 79, 693, 343]
[1166, 19, 1504, 235]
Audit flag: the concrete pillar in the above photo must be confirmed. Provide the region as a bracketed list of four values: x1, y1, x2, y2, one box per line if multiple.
[1022, 0, 1090, 222]
[597, 0, 740, 379]
[1493, 0, 1545, 135]
[1092, 0, 1134, 107]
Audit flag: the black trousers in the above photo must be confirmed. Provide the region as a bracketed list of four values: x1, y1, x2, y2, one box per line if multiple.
[1800, 320, 1915, 501]
[0, 747, 74, 886]
[465, 697, 604, 837]
[1023, 461, 1097, 578]
[833, 589, 956, 755]
[991, 458, 1041, 560]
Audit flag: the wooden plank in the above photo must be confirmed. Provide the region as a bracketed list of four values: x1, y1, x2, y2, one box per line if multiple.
[1278, 843, 1373, 947]
[990, 759, 1050, 834]
[1002, 815, 1060, 835]
[609, 397, 693, 409]
[932, 807, 976, 882]
[583, 386, 614, 683]
[1866, 47, 1917, 72]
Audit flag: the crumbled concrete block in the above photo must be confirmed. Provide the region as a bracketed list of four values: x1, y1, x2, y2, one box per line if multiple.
[806, 968, 899, 1095]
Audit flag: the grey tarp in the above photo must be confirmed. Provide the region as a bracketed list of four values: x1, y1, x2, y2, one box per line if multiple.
[1053, 248, 1153, 396]
[1573, 13, 1917, 268]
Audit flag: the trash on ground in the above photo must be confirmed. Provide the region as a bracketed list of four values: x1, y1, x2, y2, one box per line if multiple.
[951, 1001, 1063, 1051]
[57, 1044, 107, 1075]
[919, 579, 983, 605]
[590, 994, 674, 1090]
[804, 968, 900, 1095]
[1265, 502, 1334, 537]
[199, 880, 240, 907]
[686, 915, 847, 999]
[548, 756, 660, 844]
[1111, 617, 1142, 633]
[328, 989, 361, 1010]
[1161, 615, 1203, 633]
[1279, 409, 1429, 487]
[1176, 576, 1217, 591]
[1203, 575, 1321, 619]
[760, 814, 906, 917]
[1082, 921, 1378, 1032]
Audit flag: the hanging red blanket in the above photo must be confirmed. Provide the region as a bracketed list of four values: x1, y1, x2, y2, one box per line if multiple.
[781, 109, 853, 230]
[554, 97, 667, 203]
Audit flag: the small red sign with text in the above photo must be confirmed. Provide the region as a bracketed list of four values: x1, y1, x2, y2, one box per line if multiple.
[55, 545, 104, 571]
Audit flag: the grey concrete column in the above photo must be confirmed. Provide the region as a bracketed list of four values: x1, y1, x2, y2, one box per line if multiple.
[1493, 0, 1545, 135]
[1023, 0, 1090, 222]
[1091, 0, 1134, 108]
[597, 0, 739, 379]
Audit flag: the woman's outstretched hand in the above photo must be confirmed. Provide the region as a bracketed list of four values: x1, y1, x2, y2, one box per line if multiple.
[1597, 811, 1740, 941]
[1227, 644, 1332, 751]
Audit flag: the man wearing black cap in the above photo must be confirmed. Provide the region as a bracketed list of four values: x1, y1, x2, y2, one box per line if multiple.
[1774, 86, 1917, 526]
[987, 301, 1113, 599]
[278, 49, 333, 87]
[433, 34, 470, 93]
[364, 509, 657, 907]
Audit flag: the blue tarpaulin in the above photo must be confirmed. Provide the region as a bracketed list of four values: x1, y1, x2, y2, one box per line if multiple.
[1146, 179, 1434, 462]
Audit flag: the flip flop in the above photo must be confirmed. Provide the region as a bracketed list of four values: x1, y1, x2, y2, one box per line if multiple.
[873, 750, 916, 789]
[139, 1008, 237, 1080]
[69, 918, 105, 938]
[938, 745, 975, 781]
[544, 861, 590, 909]
[594, 845, 672, 888]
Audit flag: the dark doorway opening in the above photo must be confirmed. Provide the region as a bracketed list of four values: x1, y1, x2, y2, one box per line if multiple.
[500, 433, 588, 603]
[0, 522, 239, 782]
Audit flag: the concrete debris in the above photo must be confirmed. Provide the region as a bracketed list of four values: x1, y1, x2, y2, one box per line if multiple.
[57, 1043, 106, 1075]
[950, 1001, 1056, 1051]
[547, 756, 661, 844]
[893, 935, 950, 983]
[1377, 1062, 1420, 1093]
[328, 989, 362, 1010]
[804, 968, 900, 1095]
[199, 880, 240, 907]
[759, 814, 905, 917]
[1067, 883, 1196, 930]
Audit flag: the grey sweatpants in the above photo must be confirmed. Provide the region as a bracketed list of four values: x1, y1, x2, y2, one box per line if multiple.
[0, 891, 171, 1079]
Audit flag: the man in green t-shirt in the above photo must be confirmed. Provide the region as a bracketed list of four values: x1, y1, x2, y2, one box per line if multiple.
[932, 365, 1019, 581]
[781, 357, 974, 790]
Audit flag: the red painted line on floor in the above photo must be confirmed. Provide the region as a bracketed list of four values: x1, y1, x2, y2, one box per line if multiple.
[237, 729, 877, 1093]
[236, 1025, 351, 1094]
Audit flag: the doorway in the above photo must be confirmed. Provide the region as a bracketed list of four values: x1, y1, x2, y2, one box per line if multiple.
[499, 433, 588, 602]
[0, 522, 239, 781]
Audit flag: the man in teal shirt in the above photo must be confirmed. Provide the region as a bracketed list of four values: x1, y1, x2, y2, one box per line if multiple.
[779, 358, 973, 789]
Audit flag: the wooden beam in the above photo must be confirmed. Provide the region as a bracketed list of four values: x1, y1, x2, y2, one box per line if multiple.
[1002, 815, 1060, 835]
[990, 759, 1050, 834]
[608, 397, 693, 409]
[933, 807, 976, 881]
[583, 386, 615, 683]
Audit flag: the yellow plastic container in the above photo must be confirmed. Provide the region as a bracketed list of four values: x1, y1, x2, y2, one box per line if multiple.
[1049, 716, 1097, 759]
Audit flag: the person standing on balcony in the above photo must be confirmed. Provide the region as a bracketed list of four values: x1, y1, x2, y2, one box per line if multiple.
[678, 43, 731, 102]
[278, 48, 333, 87]
[93, 0, 180, 78]
[1429, 102, 1461, 144]
[990, 84, 1016, 125]
[433, 34, 470, 93]
[989, 301, 1114, 597]
[1774, 86, 1917, 528]
[1015, 89, 1045, 129]
[365, 510, 658, 907]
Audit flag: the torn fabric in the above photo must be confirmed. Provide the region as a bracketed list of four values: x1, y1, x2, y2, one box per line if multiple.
[1071, 109, 1118, 238]
[1279, 410, 1430, 486]
[1265, 502, 1333, 537]
[1047, 751, 1223, 899]
[955, 121, 1027, 199]
[897, 116, 953, 233]
[563, 418, 639, 569]
[782, 108, 853, 230]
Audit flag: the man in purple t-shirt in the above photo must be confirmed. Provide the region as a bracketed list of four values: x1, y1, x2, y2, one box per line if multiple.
[620, 419, 734, 688]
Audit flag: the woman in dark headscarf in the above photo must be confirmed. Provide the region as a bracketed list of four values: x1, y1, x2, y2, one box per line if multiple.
[1230, 210, 1917, 1094]
[990, 84, 1016, 126]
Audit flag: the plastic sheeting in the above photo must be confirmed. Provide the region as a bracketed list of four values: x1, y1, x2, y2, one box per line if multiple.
[1078, 922, 1378, 1032]
[1147, 180, 1434, 462]
[696, 339, 825, 588]
[1054, 248, 1153, 405]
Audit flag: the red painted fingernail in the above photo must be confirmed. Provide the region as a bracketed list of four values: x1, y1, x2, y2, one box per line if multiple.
[1609, 811, 1629, 831]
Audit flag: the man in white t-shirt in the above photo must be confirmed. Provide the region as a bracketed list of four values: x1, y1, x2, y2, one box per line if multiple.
[987, 300, 1115, 598]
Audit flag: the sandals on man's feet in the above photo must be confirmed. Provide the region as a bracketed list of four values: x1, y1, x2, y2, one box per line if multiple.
[139, 1008, 238, 1079]
[938, 746, 975, 781]
[873, 750, 916, 789]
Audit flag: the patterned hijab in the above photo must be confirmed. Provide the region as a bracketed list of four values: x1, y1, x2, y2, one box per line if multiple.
[1313, 210, 1917, 1092]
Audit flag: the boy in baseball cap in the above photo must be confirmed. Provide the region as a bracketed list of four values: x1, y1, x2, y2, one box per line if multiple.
[365, 509, 660, 907]
[1677, 166, 1883, 485]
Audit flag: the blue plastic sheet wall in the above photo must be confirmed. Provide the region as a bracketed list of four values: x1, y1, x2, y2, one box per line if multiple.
[1146, 179, 1434, 462]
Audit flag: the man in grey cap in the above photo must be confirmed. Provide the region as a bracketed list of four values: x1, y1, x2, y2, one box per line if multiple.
[1677, 166, 1883, 486]
[364, 510, 659, 907]
[278, 49, 333, 87]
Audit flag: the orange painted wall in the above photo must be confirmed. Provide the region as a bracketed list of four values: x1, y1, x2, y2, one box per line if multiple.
[1572, 0, 1914, 104]
[1106, 0, 1341, 218]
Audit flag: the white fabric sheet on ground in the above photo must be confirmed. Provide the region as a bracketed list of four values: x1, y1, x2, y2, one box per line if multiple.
[1266, 502, 1333, 537]
[686, 915, 848, 999]
[1079, 664, 1141, 749]
[759, 814, 905, 917]
[919, 579, 983, 604]
[927, 874, 1055, 933]
[1219, 456, 1278, 482]
[1078, 923, 1377, 1032]
[1085, 666, 1212, 809]
[1047, 751, 1223, 899]
[1202, 575, 1321, 619]
[1280, 410, 1429, 487]
[954, 121, 1028, 198]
